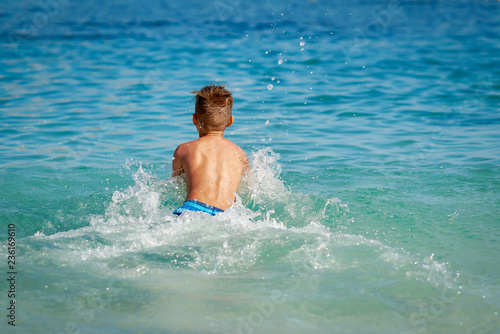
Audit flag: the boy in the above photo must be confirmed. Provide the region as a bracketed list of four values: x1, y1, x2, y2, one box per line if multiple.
[172, 84, 248, 216]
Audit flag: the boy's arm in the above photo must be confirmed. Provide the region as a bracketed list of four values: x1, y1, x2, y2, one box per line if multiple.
[240, 150, 250, 175]
[172, 146, 183, 177]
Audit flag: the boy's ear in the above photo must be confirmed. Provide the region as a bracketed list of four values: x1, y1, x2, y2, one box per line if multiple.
[227, 115, 234, 127]
[192, 113, 199, 126]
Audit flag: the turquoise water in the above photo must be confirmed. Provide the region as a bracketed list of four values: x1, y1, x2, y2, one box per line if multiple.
[1, 0, 500, 333]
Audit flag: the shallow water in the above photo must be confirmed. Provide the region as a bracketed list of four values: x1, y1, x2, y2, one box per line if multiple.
[1, 0, 500, 333]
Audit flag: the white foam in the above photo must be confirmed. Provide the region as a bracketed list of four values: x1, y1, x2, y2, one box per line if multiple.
[20, 149, 457, 288]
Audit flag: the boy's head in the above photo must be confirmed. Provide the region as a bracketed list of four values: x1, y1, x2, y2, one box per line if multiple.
[191, 84, 233, 131]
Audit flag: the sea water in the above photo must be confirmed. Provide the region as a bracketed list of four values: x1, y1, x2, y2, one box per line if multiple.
[0, 0, 499, 333]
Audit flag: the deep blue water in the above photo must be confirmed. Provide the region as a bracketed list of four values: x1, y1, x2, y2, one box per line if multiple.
[1, 0, 499, 333]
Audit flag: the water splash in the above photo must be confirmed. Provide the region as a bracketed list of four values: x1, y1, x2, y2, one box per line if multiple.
[17, 148, 458, 290]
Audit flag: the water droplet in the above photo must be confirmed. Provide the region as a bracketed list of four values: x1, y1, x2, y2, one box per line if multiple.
[267, 84, 273, 90]
[278, 59, 283, 65]
[265, 120, 270, 125]
[300, 41, 305, 46]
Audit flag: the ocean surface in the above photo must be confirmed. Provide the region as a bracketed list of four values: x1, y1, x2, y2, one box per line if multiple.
[1, 0, 499, 333]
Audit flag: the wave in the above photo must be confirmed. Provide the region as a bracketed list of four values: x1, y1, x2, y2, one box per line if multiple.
[17, 148, 457, 291]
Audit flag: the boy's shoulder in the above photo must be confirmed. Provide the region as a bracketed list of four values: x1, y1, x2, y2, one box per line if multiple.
[175, 137, 246, 158]
[218, 137, 247, 156]
[174, 139, 196, 156]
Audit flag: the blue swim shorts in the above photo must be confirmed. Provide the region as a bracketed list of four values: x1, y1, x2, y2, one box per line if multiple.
[173, 200, 224, 216]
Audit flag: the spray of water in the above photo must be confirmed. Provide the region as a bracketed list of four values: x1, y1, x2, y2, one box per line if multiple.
[20, 148, 457, 289]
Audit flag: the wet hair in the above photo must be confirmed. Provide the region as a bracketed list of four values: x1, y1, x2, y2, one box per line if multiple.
[191, 84, 233, 131]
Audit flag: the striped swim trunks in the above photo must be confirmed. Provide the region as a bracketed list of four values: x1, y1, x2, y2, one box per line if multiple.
[173, 200, 224, 216]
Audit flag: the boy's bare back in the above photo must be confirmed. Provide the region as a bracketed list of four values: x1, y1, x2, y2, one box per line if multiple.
[173, 135, 247, 210]
[172, 84, 248, 214]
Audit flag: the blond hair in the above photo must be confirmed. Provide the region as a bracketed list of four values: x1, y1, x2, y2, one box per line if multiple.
[191, 84, 233, 131]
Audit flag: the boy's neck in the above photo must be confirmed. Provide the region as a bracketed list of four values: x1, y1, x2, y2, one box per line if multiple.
[198, 129, 225, 138]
